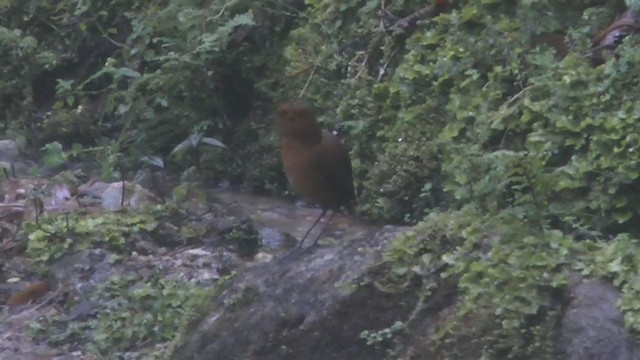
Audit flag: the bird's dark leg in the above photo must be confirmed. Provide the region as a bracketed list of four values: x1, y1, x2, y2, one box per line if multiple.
[310, 210, 337, 247]
[298, 208, 328, 248]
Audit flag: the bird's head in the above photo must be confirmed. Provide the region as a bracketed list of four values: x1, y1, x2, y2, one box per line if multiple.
[276, 103, 322, 144]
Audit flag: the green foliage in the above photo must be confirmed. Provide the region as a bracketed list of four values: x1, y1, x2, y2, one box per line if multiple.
[360, 320, 406, 357]
[90, 275, 194, 356]
[8, 0, 640, 355]
[25, 210, 159, 264]
[28, 273, 205, 359]
[0, 0, 291, 185]
[171, 134, 226, 160]
[360, 321, 406, 345]
[4, 0, 640, 230]
[41, 141, 67, 168]
[278, 0, 640, 236]
[627, 0, 640, 11]
[588, 234, 640, 335]
[384, 205, 640, 358]
[383, 209, 569, 358]
[442, 223, 572, 358]
[169, 133, 226, 175]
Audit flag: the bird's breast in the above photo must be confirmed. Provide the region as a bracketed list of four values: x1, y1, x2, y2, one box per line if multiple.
[281, 138, 331, 205]
[281, 139, 314, 185]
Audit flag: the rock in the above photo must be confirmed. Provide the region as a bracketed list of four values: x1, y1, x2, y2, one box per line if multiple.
[259, 227, 297, 250]
[169, 226, 419, 360]
[0, 139, 20, 159]
[0, 139, 36, 176]
[100, 181, 159, 211]
[50, 249, 120, 297]
[559, 276, 640, 360]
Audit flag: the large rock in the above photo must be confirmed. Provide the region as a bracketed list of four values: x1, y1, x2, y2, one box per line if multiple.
[168, 213, 640, 360]
[559, 276, 640, 360]
[169, 225, 421, 360]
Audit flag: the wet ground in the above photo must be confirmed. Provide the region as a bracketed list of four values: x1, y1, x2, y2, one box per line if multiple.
[211, 190, 375, 250]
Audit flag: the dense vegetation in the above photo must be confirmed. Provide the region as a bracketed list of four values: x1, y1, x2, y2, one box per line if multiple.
[4, 0, 640, 358]
[2, 0, 639, 229]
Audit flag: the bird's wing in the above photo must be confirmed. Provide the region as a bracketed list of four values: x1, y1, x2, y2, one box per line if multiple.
[315, 130, 356, 211]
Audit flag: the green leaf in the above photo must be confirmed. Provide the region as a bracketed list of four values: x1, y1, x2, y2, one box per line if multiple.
[140, 156, 165, 168]
[116, 67, 142, 78]
[41, 142, 66, 167]
[200, 137, 226, 148]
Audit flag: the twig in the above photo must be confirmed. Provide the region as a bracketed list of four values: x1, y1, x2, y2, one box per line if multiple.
[120, 171, 126, 208]
[298, 64, 317, 98]
[26, 284, 65, 314]
[287, 65, 312, 78]
[388, 1, 451, 32]
[94, 20, 126, 48]
[354, 52, 370, 80]
[38, 16, 66, 36]
[498, 84, 538, 112]
[209, 0, 239, 20]
[496, 85, 538, 148]
[377, 48, 397, 82]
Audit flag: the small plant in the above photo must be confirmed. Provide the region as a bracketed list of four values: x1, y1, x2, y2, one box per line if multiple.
[222, 219, 260, 259]
[360, 321, 406, 345]
[170, 133, 226, 167]
[28, 273, 206, 358]
[25, 211, 160, 264]
[360, 321, 406, 357]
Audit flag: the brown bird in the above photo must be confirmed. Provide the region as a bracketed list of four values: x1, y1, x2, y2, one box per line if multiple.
[276, 103, 355, 248]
